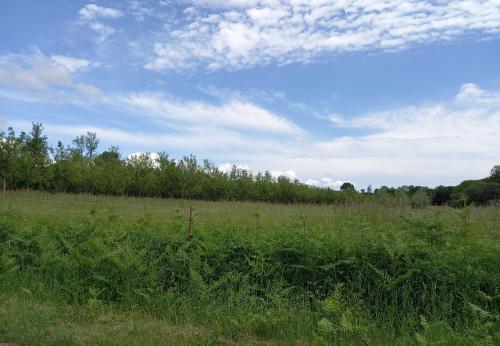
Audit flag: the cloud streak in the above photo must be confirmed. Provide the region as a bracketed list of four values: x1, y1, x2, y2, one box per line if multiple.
[50, 55, 92, 72]
[112, 92, 304, 134]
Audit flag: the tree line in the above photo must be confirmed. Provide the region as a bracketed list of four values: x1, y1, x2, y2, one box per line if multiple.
[1, 123, 499, 206]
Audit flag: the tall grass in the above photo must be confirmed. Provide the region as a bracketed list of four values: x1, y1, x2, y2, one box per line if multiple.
[1, 191, 499, 345]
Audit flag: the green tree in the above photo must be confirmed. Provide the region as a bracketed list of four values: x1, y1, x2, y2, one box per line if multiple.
[490, 166, 500, 183]
[410, 189, 430, 208]
[340, 182, 355, 192]
[22, 123, 50, 189]
[0, 128, 19, 194]
[432, 186, 453, 205]
[464, 181, 500, 205]
[73, 132, 99, 160]
[394, 188, 410, 207]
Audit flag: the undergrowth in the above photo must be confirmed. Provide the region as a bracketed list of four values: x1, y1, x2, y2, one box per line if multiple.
[0, 192, 499, 345]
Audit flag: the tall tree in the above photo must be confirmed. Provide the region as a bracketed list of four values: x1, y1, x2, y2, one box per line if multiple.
[0, 128, 18, 194]
[23, 123, 50, 189]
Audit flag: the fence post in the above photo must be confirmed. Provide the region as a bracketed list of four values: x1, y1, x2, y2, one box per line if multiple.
[188, 206, 193, 240]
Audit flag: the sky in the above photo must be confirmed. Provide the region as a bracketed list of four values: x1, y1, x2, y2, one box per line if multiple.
[1, 0, 499, 190]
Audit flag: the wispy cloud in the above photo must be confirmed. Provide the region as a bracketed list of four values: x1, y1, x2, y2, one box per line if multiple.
[4, 77, 499, 187]
[303, 82, 500, 185]
[198, 84, 286, 103]
[111, 92, 303, 135]
[0, 50, 301, 136]
[127, 0, 155, 21]
[146, 0, 500, 70]
[0, 50, 101, 103]
[327, 83, 500, 141]
[50, 55, 92, 72]
[78, 3, 123, 42]
[88, 22, 116, 42]
[79, 4, 123, 20]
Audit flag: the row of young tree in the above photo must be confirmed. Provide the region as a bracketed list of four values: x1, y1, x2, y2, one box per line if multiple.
[1, 123, 499, 206]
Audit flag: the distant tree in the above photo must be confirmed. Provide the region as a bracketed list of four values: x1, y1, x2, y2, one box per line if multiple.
[0, 128, 18, 194]
[72, 135, 85, 157]
[410, 189, 430, 208]
[157, 152, 181, 198]
[85, 132, 99, 160]
[73, 132, 99, 160]
[375, 187, 395, 206]
[93, 146, 127, 195]
[490, 166, 500, 183]
[6, 122, 500, 206]
[340, 182, 355, 191]
[22, 123, 50, 189]
[464, 181, 500, 205]
[127, 153, 158, 197]
[432, 186, 453, 205]
[394, 188, 410, 207]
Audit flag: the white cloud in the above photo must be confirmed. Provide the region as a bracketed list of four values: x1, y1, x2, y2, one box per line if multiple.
[304, 178, 347, 190]
[8, 118, 292, 157]
[198, 84, 286, 103]
[112, 92, 303, 134]
[304, 82, 500, 185]
[6, 82, 500, 188]
[50, 55, 91, 72]
[89, 22, 116, 42]
[0, 50, 101, 102]
[127, 152, 161, 168]
[326, 83, 500, 142]
[127, 152, 160, 161]
[455, 82, 500, 105]
[78, 4, 122, 42]
[128, 1, 156, 21]
[206, 82, 500, 187]
[270, 170, 296, 180]
[218, 162, 251, 173]
[304, 178, 320, 186]
[147, 0, 500, 70]
[79, 4, 123, 20]
[321, 178, 348, 190]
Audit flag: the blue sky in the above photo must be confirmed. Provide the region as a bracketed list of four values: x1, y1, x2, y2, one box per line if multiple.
[1, 0, 500, 189]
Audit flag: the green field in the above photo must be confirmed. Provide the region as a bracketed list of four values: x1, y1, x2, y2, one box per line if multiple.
[1, 191, 499, 345]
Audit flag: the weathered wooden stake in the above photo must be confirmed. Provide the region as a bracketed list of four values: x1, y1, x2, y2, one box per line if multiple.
[188, 206, 193, 240]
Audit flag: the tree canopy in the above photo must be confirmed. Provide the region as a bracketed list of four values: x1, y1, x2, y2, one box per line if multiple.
[1, 123, 499, 206]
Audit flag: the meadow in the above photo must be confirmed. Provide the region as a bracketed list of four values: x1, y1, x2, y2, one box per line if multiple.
[0, 191, 499, 345]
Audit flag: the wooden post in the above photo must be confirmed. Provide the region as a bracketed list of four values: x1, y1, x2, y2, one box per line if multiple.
[188, 206, 193, 240]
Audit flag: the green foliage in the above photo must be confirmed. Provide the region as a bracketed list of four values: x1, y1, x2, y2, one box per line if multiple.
[340, 182, 355, 191]
[1, 124, 356, 204]
[2, 123, 500, 206]
[411, 189, 431, 208]
[1, 192, 499, 344]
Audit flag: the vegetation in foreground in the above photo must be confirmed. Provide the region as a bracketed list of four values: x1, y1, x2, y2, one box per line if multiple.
[1, 191, 499, 345]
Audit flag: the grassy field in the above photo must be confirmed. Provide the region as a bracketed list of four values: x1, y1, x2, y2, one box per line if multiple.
[1, 191, 499, 345]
